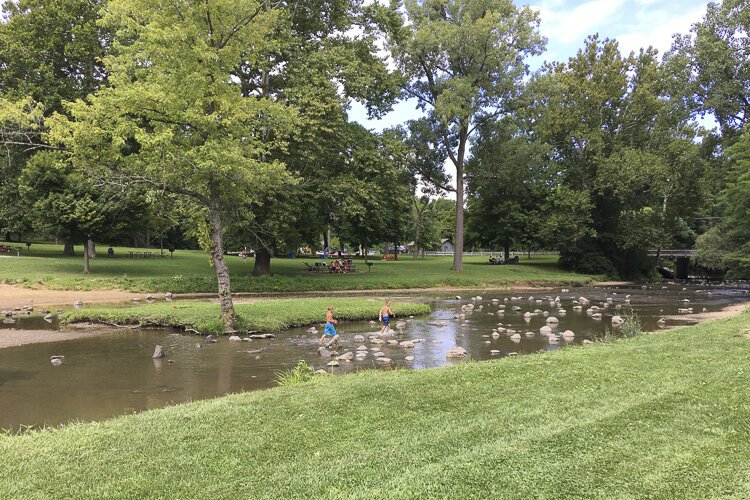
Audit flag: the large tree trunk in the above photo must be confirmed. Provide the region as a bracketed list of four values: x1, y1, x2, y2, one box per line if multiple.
[208, 184, 238, 333]
[63, 240, 75, 256]
[452, 129, 467, 272]
[83, 241, 90, 274]
[394, 242, 399, 261]
[252, 247, 272, 276]
[88, 239, 96, 259]
[504, 245, 510, 262]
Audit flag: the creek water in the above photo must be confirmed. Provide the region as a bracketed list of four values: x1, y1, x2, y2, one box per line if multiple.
[1, 282, 748, 431]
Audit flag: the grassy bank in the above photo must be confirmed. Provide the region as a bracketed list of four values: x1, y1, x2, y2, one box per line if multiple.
[0, 242, 595, 293]
[63, 298, 431, 334]
[3, 312, 750, 498]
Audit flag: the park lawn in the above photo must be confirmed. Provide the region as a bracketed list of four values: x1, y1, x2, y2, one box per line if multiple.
[62, 298, 431, 334]
[0, 242, 596, 293]
[3, 313, 750, 498]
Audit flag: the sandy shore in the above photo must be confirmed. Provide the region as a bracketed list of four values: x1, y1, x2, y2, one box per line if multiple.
[663, 301, 750, 325]
[0, 327, 107, 349]
[0, 284, 146, 309]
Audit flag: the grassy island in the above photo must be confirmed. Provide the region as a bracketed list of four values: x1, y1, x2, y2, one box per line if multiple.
[63, 298, 432, 334]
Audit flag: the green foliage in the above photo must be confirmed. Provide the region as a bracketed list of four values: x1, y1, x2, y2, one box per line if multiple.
[62, 298, 432, 335]
[388, 0, 545, 270]
[619, 308, 643, 339]
[466, 120, 553, 254]
[530, 36, 707, 278]
[276, 360, 315, 387]
[668, 0, 750, 138]
[4, 312, 750, 497]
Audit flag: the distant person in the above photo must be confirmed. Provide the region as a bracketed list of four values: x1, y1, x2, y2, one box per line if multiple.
[319, 305, 338, 343]
[107, 247, 114, 257]
[379, 299, 394, 336]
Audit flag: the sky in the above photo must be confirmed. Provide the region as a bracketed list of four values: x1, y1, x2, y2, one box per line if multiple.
[348, 0, 712, 131]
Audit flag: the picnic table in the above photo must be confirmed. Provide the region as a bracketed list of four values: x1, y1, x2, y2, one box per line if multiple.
[304, 260, 358, 273]
[128, 251, 166, 258]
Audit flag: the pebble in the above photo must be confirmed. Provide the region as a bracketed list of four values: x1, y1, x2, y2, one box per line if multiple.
[405, 356, 415, 362]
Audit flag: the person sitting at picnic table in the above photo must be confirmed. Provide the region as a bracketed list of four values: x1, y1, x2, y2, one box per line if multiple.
[330, 259, 342, 273]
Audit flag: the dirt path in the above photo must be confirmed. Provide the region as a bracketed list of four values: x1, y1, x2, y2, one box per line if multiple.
[0, 284, 146, 309]
[0, 283, 576, 308]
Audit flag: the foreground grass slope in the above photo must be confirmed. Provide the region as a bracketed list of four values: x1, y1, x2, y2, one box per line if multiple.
[63, 298, 431, 334]
[0, 242, 595, 292]
[3, 312, 750, 498]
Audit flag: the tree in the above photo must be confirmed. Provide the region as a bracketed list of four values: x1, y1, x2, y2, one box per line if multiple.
[47, 0, 299, 332]
[465, 120, 552, 260]
[217, 0, 398, 277]
[332, 124, 413, 254]
[718, 126, 750, 277]
[0, 0, 108, 245]
[387, 0, 545, 271]
[668, 0, 750, 140]
[18, 151, 149, 272]
[530, 37, 707, 277]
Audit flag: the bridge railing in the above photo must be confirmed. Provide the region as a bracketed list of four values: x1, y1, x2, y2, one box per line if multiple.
[646, 249, 697, 258]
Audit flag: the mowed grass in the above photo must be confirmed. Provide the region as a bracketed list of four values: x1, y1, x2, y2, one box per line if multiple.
[63, 298, 431, 334]
[0, 242, 595, 293]
[3, 312, 750, 498]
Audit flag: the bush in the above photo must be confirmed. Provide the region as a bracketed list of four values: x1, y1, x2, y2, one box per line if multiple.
[276, 360, 315, 386]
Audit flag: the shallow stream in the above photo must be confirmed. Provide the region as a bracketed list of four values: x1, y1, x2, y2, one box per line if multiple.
[1, 282, 748, 430]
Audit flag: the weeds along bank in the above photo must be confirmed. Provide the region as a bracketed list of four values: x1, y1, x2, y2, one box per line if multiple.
[2, 311, 750, 498]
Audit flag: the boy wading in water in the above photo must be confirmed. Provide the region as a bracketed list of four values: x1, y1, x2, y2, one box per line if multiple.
[320, 305, 338, 343]
[379, 299, 394, 336]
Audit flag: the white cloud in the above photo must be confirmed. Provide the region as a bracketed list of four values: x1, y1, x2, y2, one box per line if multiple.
[615, 5, 705, 56]
[534, 0, 627, 44]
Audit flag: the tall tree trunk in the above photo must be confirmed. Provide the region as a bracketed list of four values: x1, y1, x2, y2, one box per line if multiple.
[504, 245, 510, 262]
[452, 127, 467, 272]
[252, 247, 272, 276]
[394, 242, 399, 261]
[88, 239, 96, 259]
[323, 229, 330, 251]
[208, 183, 238, 333]
[63, 240, 75, 256]
[83, 241, 90, 274]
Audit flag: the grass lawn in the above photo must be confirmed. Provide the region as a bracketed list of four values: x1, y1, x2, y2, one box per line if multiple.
[2, 311, 750, 498]
[62, 298, 432, 334]
[0, 242, 596, 293]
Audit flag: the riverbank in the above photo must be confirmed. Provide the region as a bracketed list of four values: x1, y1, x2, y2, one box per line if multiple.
[0, 326, 108, 349]
[62, 298, 431, 335]
[2, 310, 750, 497]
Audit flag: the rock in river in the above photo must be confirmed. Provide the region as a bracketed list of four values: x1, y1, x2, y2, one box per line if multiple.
[446, 347, 468, 359]
[399, 341, 415, 348]
[353, 334, 365, 343]
[327, 360, 340, 367]
[336, 352, 354, 362]
[152, 345, 166, 359]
